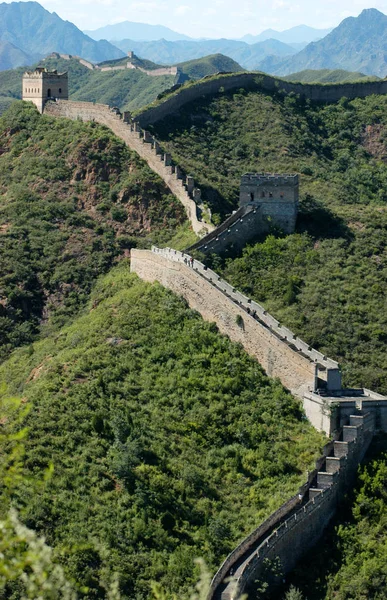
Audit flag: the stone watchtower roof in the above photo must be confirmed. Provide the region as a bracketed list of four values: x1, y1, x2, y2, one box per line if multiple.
[23, 67, 68, 78]
[241, 173, 299, 186]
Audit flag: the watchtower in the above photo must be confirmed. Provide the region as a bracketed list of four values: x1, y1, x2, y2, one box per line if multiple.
[22, 68, 68, 113]
[239, 173, 299, 234]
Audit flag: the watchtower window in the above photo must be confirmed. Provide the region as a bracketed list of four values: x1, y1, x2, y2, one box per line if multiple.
[47, 88, 51, 97]
[59, 88, 62, 94]
[250, 192, 254, 201]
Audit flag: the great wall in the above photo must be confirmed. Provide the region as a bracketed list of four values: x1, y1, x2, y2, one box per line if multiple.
[130, 247, 387, 599]
[21, 70, 387, 598]
[48, 52, 183, 82]
[43, 99, 214, 235]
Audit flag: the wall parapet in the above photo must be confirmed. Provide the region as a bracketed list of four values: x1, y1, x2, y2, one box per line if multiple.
[43, 100, 213, 236]
[134, 72, 387, 127]
[149, 246, 339, 375]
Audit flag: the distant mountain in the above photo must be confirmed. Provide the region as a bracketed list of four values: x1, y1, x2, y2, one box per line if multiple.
[258, 9, 387, 78]
[112, 38, 297, 70]
[285, 68, 380, 83]
[0, 40, 35, 70]
[85, 21, 192, 42]
[241, 25, 332, 45]
[0, 1, 124, 66]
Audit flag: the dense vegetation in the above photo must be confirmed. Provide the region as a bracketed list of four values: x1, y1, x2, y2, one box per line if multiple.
[151, 86, 387, 394]
[0, 264, 325, 599]
[0, 102, 187, 360]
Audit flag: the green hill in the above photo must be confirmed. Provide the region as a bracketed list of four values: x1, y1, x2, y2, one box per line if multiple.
[0, 102, 187, 361]
[0, 107, 325, 595]
[176, 54, 244, 80]
[0, 263, 324, 598]
[285, 68, 380, 83]
[149, 82, 387, 395]
[0, 53, 243, 117]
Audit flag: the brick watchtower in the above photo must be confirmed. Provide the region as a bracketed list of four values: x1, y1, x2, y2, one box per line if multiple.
[239, 173, 299, 234]
[22, 68, 68, 113]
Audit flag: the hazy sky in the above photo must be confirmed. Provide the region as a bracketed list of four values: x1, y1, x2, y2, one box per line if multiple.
[13, 0, 387, 36]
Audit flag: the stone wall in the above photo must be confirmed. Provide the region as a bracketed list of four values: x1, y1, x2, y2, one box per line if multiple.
[210, 411, 375, 600]
[130, 247, 341, 397]
[135, 72, 387, 127]
[43, 100, 213, 236]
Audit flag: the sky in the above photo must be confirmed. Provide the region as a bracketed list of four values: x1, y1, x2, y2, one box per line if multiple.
[9, 0, 387, 37]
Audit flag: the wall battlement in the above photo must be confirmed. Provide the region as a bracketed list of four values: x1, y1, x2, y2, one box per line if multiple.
[43, 100, 214, 236]
[240, 173, 299, 186]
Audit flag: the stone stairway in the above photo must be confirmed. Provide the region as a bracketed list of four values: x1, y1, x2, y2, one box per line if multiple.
[211, 410, 375, 600]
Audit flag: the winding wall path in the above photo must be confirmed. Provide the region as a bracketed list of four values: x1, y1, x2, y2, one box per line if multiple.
[130, 246, 380, 600]
[44, 100, 213, 236]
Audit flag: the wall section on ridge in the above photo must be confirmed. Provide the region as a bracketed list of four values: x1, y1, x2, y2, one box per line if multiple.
[130, 249, 318, 397]
[135, 73, 387, 127]
[43, 100, 210, 236]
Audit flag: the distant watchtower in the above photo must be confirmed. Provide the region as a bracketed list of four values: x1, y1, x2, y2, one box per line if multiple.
[239, 173, 299, 234]
[22, 68, 68, 113]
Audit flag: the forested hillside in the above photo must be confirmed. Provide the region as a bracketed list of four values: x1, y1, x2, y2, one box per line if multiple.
[150, 86, 387, 394]
[0, 102, 187, 360]
[0, 262, 325, 598]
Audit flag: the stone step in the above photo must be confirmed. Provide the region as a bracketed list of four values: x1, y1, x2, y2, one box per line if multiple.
[349, 415, 364, 427]
[343, 425, 358, 442]
[309, 488, 323, 499]
[325, 456, 344, 473]
[334, 441, 349, 458]
[317, 471, 337, 489]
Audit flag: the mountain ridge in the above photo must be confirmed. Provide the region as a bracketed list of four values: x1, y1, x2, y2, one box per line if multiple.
[257, 8, 387, 77]
[0, 1, 124, 68]
[240, 24, 332, 44]
[111, 37, 297, 70]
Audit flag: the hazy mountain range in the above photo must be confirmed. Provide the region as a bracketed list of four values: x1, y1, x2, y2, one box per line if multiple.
[258, 9, 387, 77]
[111, 38, 299, 70]
[239, 24, 332, 45]
[2, 2, 387, 78]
